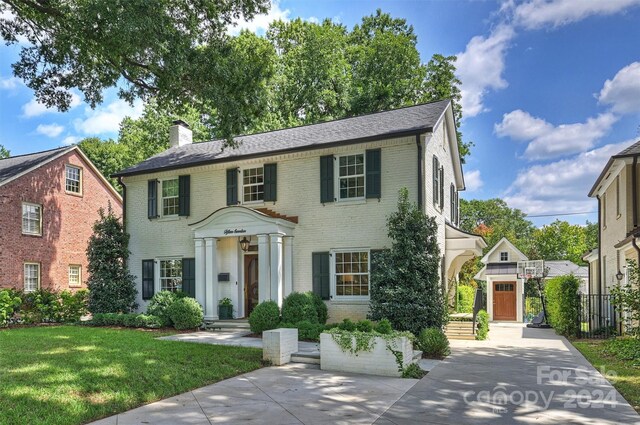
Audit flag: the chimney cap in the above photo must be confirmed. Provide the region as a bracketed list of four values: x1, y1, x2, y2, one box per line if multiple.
[172, 119, 190, 128]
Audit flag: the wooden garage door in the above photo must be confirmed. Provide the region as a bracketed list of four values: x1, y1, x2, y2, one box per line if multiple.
[493, 282, 516, 321]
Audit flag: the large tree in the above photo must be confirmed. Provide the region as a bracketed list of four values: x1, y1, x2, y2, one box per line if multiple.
[530, 220, 598, 265]
[0, 0, 272, 140]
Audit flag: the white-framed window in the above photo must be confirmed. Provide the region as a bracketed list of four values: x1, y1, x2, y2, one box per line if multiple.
[68, 265, 82, 287]
[24, 262, 40, 292]
[500, 252, 509, 262]
[65, 165, 82, 194]
[242, 166, 264, 203]
[22, 202, 42, 236]
[160, 259, 183, 292]
[337, 153, 365, 200]
[332, 249, 370, 299]
[161, 178, 179, 216]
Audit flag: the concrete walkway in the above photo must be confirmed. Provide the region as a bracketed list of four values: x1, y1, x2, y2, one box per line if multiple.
[377, 323, 640, 425]
[89, 363, 417, 424]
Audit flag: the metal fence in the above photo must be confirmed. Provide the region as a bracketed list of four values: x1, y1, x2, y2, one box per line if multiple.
[577, 294, 622, 339]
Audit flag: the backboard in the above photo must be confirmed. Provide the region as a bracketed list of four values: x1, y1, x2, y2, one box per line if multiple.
[517, 260, 545, 279]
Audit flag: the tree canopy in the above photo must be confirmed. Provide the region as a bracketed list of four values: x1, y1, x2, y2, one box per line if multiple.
[0, 145, 9, 159]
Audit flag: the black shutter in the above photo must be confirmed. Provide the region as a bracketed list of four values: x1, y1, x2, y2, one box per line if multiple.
[147, 180, 158, 219]
[450, 184, 455, 222]
[226, 168, 238, 205]
[365, 149, 381, 199]
[142, 259, 155, 300]
[182, 258, 195, 298]
[432, 156, 439, 206]
[178, 175, 190, 216]
[320, 156, 334, 203]
[439, 166, 445, 210]
[312, 252, 330, 300]
[264, 163, 277, 202]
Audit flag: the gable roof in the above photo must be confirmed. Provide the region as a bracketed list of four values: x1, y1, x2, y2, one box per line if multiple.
[113, 99, 452, 178]
[480, 237, 528, 264]
[0, 146, 73, 186]
[588, 139, 640, 197]
[0, 145, 122, 201]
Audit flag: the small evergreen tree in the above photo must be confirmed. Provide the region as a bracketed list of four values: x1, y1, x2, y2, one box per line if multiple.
[86, 205, 137, 313]
[369, 188, 447, 334]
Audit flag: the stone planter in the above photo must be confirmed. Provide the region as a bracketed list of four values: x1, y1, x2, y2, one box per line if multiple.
[320, 333, 414, 377]
[218, 304, 233, 320]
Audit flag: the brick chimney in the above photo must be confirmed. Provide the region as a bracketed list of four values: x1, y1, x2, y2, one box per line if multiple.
[169, 120, 192, 148]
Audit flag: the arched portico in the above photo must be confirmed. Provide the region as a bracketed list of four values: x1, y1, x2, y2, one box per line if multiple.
[190, 206, 296, 320]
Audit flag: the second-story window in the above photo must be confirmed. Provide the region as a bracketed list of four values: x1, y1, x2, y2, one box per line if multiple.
[22, 202, 42, 236]
[162, 178, 179, 216]
[500, 252, 509, 262]
[243, 167, 264, 203]
[338, 154, 365, 200]
[65, 165, 82, 194]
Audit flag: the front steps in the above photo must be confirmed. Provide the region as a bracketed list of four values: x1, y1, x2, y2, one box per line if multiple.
[445, 321, 476, 340]
[202, 319, 250, 332]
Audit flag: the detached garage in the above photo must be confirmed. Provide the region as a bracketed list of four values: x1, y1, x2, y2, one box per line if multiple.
[474, 238, 527, 322]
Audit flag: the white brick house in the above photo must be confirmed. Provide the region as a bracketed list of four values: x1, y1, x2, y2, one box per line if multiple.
[114, 100, 486, 322]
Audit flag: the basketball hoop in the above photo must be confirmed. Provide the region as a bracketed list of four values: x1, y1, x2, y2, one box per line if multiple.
[517, 260, 545, 280]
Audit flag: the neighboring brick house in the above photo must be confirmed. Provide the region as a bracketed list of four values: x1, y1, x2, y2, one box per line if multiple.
[0, 146, 122, 292]
[114, 100, 486, 322]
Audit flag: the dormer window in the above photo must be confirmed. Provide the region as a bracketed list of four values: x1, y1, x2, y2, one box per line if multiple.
[500, 252, 509, 262]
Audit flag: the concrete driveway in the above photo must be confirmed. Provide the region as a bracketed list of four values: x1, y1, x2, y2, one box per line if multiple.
[377, 323, 640, 425]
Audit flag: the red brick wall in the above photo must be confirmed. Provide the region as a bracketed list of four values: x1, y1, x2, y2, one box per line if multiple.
[0, 149, 122, 291]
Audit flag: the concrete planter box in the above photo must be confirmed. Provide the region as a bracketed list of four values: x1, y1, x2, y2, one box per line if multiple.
[320, 333, 413, 377]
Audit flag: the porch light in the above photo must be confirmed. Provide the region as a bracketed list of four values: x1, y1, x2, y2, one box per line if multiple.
[616, 270, 624, 281]
[239, 236, 251, 252]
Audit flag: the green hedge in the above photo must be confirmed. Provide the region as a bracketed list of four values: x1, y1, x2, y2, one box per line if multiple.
[545, 275, 580, 337]
[0, 288, 89, 325]
[89, 313, 162, 328]
[476, 310, 489, 340]
[417, 328, 450, 358]
[457, 285, 475, 313]
[168, 297, 204, 330]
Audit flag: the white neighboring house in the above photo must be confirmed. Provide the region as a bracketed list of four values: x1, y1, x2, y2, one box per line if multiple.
[474, 238, 527, 322]
[544, 260, 588, 294]
[113, 100, 486, 322]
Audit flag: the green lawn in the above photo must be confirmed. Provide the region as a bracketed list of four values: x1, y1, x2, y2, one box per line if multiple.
[0, 326, 263, 425]
[573, 339, 640, 413]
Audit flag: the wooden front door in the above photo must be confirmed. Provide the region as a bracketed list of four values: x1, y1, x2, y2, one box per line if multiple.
[493, 281, 516, 321]
[244, 255, 259, 317]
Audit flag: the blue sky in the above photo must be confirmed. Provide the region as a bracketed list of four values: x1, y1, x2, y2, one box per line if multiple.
[1, 0, 639, 227]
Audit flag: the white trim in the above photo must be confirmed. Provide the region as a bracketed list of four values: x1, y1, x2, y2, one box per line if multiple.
[21, 202, 42, 236]
[157, 257, 183, 292]
[335, 152, 366, 202]
[68, 264, 82, 287]
[480, 237, 528, 264]
[330, 248, 371, 301]
[23, 262, 41, 292]
[159, 177, 179, 217]
[65, 164, 83, 195]
[240, 165, 265, 204]
[499, 251, 509, 262]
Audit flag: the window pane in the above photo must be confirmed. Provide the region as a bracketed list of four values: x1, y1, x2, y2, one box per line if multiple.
[242, 167, 264, 202]
[160, 259, 183, 292]
[338, 154, 365, 199]
[65, 166, 81, 193]
[334, 250, 369, 298]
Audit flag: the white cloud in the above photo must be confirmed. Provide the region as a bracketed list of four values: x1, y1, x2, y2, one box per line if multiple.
[61, 136, 81, 146]
[495, 110, 618, 160]
[456, 25, 515, 117]
[228, 0, 290, 35]
[464, 170, 484, 192]
[598, 61, 640, 114]
[504, 140, 635, 215]
[36, 123, 64, 138]
[0, 76, 21, 89]
[74, 99, 144, 135]
[513, 0, 640, 30]
[22, 92, 82, 118]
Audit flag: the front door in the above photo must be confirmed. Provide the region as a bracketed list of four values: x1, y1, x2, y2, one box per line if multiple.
[493, 281, 516, 321]
[244, 255, 259, 317]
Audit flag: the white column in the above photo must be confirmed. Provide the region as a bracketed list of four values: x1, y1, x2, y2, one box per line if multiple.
[283, 236, 294, 297]
[270, 233, 284, 307]
[258, 234, 271, 303]
[204, 237, 218, 320]
[195, 238, 205, 308]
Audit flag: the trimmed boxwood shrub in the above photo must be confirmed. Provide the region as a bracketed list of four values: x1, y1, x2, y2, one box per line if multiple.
[168, 297, 204, 330]
[89, 313, 162, 328]
[476, 310, 489, 340]
[307, 292, 328, 324]
[280, 320, 326, 341]
[248, 300, 280, 333]
[338, 318, 356, 331]
[356, 319, 374, 333]
[374, 318, 393, 334]
[281, 292, 318, 324]
[417, 328, 450, 359]
[146, 290, 188, 326]
[545, 275, 580, 337]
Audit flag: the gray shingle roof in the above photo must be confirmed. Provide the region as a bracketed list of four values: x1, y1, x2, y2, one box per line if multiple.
[544, 261, 588, 279]
[114, 99, 451, 177]
[0, 146, 72, 185]
[615, 140, 640, 157]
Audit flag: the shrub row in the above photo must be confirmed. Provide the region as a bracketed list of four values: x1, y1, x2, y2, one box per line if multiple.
[0, 288, 89, 326]
[476, 309, 489, 340]
[417, 328, 450, 358]
[89, 313, 163, 328]
[145, 290, 203, 330]
[545, 275, 580, 337]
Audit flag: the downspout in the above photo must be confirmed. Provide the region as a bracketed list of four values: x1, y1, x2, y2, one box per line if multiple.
[597, 195, 602, 297]
[416, 134, 423, 209]
[118, 176, 127, 233]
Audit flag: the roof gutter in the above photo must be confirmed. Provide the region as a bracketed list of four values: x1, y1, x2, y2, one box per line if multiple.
[416, 134, 423, 208]
[112, 127, 432, 179]
[631, 156, 640, 264]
